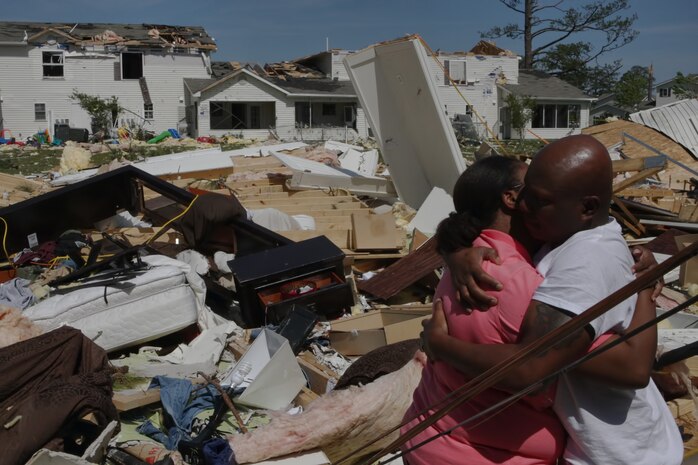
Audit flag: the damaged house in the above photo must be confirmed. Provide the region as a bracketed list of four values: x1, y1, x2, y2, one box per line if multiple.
[0, 22, 215, 139]
[421, 40, 594, 141]
[183, 49, 369, 141]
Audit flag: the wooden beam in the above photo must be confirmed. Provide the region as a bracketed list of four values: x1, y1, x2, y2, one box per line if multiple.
[612, 195, 646, 235]
[612, 167, 663, 193]
[612, 156, 666, 173]
[611, 210, 643, 237]
[617, 188, 675, 198]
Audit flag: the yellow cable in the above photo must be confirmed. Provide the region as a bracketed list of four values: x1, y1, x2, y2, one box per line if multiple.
[145, 194, 199, 245]
[415, 34, 509, 156]
[0, 217, 16, 274]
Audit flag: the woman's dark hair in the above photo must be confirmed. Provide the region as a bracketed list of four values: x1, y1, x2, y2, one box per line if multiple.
[436, 156, 524, 256]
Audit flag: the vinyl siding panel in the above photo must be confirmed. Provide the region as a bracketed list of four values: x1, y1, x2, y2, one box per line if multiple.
[0, 44, 210, 138]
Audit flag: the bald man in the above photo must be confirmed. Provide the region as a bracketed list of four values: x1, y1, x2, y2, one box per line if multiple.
[421, 135, 682, 465]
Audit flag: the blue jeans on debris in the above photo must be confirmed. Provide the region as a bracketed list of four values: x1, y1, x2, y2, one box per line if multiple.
[137, 376, 220, 450]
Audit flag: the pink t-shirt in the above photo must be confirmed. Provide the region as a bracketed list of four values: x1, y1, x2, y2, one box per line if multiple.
[402, 229, 565, 465]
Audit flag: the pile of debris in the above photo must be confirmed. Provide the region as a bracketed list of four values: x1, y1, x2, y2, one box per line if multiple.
[1, 36, 697, 465]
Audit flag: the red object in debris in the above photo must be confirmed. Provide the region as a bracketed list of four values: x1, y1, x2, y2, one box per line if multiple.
[196, 136, 217, 144]
[280, 280, 317, 300]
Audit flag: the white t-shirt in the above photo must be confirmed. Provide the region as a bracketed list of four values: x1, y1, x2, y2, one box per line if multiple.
[533, 218, 683, 465]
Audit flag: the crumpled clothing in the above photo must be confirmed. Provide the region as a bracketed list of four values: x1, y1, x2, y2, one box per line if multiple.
[203, 438, 237, 465]
[137, 376, 220, 450]
[0, 326, 117, 465]
[0, 278, 35, 309]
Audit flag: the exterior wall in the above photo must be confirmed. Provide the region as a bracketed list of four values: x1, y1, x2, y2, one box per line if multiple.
[0, 41, 210, 139]
[522, 100, 591, 140]
[197, 73, 288, 139]
[331, 51, 351, 81]
[195, 72, 369, 140]
[426, 54, 518, 139]
[655, 82, 681, 107]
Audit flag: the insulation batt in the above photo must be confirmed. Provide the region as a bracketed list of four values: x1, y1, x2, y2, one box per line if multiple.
[228, 352, 426, 464]
[0, 306, 43, 348]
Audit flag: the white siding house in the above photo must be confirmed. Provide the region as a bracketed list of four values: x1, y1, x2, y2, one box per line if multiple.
[655, 74, 698, 107]
[499, 70, 595, 140]
[185, 67, 369, 141]
[0, 22, 215, 140]
[427, 49, 519, 140]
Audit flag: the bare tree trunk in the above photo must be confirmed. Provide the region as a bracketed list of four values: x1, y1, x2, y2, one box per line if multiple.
[523, 0, 533, 69]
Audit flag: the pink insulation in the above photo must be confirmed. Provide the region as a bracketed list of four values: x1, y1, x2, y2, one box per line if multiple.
[229, 352, 426, 464]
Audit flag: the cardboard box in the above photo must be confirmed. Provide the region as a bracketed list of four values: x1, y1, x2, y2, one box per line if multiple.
[329, 308, 431, 355]
[221, 329, 306, 410]
[675, 234, 698, 287]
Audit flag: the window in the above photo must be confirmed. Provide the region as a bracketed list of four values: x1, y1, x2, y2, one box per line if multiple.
[42, 51, 64, 77]
[322, 103, 336, 117]
[34, 103, 47, 121]
[144, 103, 154, 120]
[121, 52, 143, 80]
[659, 87, 671, 98]
[532, 104, 580, 129]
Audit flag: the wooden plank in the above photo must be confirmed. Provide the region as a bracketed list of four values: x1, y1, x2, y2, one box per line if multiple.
[358, 236, 443, 300]
[228, 184, 286, 195]
[667, 398, 696, 419]
[279, 229, 351, 249]
[612, 167, 663, 193]
[235, 191, 347, 201]
[113, 388, 162, 412]
[612, 195, 645, 235]
[610, 210, 643, 237]
[612, 156, 667, 173]
[618, 188, 675, 198]
[258, 207, 368, 216]
[158, 167, 237, 181]
[240, 196, 361, 207]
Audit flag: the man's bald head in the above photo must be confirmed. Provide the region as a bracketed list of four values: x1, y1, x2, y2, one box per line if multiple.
[518, 135, 613, 246]
[532, 134, 612, 209]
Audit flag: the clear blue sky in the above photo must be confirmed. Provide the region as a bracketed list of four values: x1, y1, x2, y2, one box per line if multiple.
[3, 0, 697, 82]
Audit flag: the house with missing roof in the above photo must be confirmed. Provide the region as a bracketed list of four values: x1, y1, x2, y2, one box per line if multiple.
[421, 41, 594, 141]
[183, 50, 369, 141]
[0, 22, 215, 139]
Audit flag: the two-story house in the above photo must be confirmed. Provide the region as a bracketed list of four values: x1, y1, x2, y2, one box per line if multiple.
[0, 22, 215, 140]
[425, 41, 594, 141]
[654, 74, 697, 107]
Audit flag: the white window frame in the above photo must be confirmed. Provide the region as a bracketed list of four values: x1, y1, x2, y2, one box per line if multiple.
[659, 87, 671, 98]
[144, 103, 154, 120]
[34, 103, 47, 121]
[42, 51, 64, 78]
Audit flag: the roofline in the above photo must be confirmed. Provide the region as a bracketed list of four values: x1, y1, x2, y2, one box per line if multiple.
[498, 85, 596, 101]
[196, 68, 291, 97]
[286, 93, 356, 98]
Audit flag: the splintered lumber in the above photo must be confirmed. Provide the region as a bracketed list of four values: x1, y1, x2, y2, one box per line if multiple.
[612, 166, 663, 193]
[357, 236, 442, 300]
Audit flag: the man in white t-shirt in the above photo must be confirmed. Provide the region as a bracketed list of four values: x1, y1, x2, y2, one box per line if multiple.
[422, 135, 683, 465]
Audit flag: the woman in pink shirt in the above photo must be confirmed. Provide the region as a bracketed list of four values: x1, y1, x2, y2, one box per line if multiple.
[402, 156, 564, 465]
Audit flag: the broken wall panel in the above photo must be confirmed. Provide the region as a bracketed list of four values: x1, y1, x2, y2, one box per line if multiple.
[357, 236, 443, 300]
[344, 37, 466, 209]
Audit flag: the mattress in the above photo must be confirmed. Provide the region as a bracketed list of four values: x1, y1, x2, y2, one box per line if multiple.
[23, 256, 199, 352]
